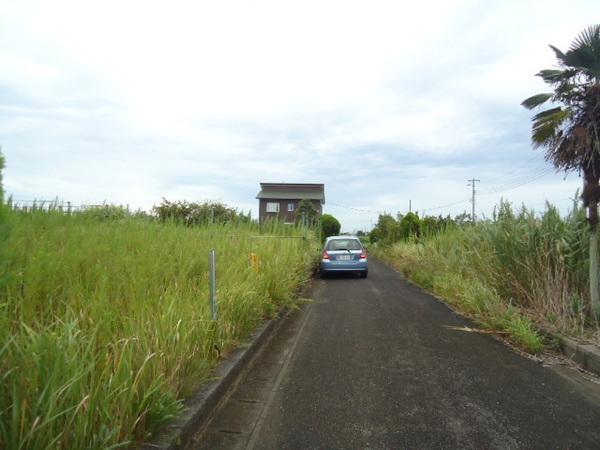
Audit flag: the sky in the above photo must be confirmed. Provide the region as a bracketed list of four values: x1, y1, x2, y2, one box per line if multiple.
[1, 0, 598, 231]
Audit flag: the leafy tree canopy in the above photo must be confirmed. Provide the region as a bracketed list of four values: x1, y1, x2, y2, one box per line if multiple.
[296, 199, 319, 227]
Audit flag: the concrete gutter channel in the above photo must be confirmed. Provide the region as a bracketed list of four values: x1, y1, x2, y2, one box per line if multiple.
[555, 334, 600, 376]
[141, 311, 285, 450]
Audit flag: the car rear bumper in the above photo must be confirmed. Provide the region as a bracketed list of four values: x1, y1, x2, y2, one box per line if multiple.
[320, 260, 368, 273]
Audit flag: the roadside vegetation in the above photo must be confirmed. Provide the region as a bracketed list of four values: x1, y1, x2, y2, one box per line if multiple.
[0, 199, 318, 449]
[371, 200, 597, 354]
[320, 214, 341, 242]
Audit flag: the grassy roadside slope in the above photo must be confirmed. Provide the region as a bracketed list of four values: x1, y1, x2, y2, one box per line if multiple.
[372, 203, 597, 354]
[0, 211, 318, 449]
[374, 233, 545, 353]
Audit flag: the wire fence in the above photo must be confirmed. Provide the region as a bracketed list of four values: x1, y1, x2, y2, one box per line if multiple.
[7, 199, 128, 213]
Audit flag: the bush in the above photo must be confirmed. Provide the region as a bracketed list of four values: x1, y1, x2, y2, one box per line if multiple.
[320, 214, 341, 242]
[152, 199, 249, 225]
[399, 212, 421, 239]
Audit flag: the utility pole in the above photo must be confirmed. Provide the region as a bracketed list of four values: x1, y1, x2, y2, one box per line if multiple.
[467, 178, 480, 223]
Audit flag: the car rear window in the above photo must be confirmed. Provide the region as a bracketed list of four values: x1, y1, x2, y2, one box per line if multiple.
[326, 239, 363, 251]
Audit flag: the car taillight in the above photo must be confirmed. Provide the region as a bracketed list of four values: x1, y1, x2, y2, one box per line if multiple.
[360, 250, 367, 259]
[322, 250, 330, 259]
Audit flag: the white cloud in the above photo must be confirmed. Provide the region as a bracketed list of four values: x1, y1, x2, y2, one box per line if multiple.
[1, 0, 599, 230]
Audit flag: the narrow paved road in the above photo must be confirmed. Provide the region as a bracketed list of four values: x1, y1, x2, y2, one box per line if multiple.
[190, 259, 600, 449]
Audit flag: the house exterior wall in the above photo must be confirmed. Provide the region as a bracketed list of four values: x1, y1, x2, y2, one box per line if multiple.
[259, 199, 322, 223]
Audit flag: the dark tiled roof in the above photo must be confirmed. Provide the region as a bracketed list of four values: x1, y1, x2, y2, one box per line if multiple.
[257, 190, 325, 200]
[256, 183, 325, 202]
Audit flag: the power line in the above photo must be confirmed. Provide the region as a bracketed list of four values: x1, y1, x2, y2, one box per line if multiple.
[484, 154, 542, 186]
[484, 165, 550, 191]
[330, 196, 476, 216]
[328, 201, 384, 215]
[484, 165, 552, 192]
[420, 198, 471, 213]
[330, 198, 472, 216]
[484, 167, 556, 195]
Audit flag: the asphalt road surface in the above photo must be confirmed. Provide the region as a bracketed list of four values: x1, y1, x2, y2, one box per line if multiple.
[190, 259, 600, 449]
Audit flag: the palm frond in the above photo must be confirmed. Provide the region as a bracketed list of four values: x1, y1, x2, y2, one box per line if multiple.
[532, 121, 559, 147]
[565, 24, 600, 80]
[521, 93, 553, 109]
[537, 68, 578, 84]
[524, 26, 600, 174]
[549, 45, 568, 64]
[570, 24, 600, 53]
[531, 108, 570, 147]
[554, 81, 578, 97]
[532, 106, 563, 121]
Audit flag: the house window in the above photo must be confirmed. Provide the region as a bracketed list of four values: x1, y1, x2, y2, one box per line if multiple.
[288, 203, 295, 212]
[266, 202, 280, 213]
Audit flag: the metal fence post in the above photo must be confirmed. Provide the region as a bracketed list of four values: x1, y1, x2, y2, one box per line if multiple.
[209, 249, 219, 321]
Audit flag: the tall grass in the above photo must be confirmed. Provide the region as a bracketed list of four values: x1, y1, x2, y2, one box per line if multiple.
[375, 200, 594, 352]
[0, 210, 318, 449]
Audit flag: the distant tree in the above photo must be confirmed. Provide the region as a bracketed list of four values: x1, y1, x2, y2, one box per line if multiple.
[153, 199, 248, 225]
[399, 212, 421, 239]
[296, 199, 319, 227]
[371, 213, 400, 245]
[521, 24, 600, 318]
[320, 214, 341, 242]
[454, 212, 472, 226]
[421, 214, 455, 236]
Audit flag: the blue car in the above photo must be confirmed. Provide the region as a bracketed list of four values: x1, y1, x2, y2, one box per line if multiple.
[319, 236, 368, 278]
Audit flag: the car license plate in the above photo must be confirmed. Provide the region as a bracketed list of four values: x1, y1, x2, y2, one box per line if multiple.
[338, 255, 351, 261]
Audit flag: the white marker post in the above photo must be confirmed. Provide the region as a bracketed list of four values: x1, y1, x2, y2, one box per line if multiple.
[209, 249, 219, 321]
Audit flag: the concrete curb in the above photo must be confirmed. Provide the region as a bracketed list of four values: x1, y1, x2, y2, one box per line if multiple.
[141, 315, 281, 450]
[555, 334, 600, 377]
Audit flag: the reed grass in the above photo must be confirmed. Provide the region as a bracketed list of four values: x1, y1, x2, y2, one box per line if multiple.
[374, 200, 594, 353]
[0, 209, 318, 449]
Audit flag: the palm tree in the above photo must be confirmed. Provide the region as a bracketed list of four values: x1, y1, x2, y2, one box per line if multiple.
[522, 24, 600, 319]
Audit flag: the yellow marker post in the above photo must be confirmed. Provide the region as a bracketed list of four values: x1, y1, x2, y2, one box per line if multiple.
[250, 253, 260, 273]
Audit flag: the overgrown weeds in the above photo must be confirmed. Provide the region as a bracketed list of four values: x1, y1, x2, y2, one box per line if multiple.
[0, 209, 318, 449]
[375, 200, 595, 353]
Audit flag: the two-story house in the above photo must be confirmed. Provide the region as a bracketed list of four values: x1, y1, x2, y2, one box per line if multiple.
[256, 183, 325, 223]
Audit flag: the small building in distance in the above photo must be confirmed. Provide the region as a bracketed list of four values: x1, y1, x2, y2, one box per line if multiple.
[256, 182, 325, 224]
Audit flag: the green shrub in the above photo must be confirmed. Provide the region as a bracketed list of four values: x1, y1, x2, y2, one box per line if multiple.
[399, 212, 421, 239]
[320, 214, 341, 242]
[153, 199, 249, 225]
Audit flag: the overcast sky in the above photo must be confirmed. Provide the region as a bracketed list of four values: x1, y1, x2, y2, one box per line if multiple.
[1, 1, 598, 231]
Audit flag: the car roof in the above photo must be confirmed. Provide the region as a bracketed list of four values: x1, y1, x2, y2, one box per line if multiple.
[325, 235, 361, 241]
